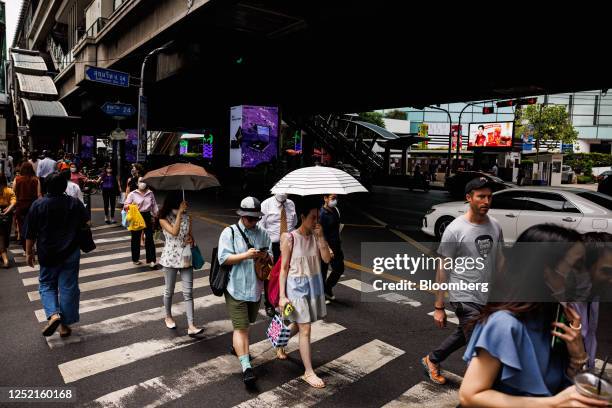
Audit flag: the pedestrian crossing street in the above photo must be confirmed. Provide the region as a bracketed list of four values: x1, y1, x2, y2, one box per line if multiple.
[8, 222, 553, 407]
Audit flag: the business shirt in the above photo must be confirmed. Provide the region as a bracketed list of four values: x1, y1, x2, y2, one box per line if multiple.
[125, 189, 159, 216]
[65, 182, 84, 204]
[258, 197, 297, 243]
[36, 158, 57, 178]
[218, 220, 272, 302]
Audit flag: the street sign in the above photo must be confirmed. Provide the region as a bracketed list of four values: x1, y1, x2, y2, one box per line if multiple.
[562, 143, 573, 153]
[101, 102, 136, 117]
[85, 65, 130, 87]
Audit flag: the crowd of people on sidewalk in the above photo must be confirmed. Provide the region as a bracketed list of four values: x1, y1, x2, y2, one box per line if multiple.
[7, 150, 610, 405]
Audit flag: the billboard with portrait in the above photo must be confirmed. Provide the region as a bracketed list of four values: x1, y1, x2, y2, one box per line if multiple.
[468, 122, 514, 150]
[80, 135, 95, 159]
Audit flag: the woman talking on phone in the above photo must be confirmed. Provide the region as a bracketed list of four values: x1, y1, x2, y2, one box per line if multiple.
[278, 197, 332, 389]
[459, 224, 608, 408]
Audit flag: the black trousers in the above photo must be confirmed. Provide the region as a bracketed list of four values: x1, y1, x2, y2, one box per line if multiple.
[102, 188, 116, 218]
[131, 212, 156, 263]
[428, 302, 483, 364]
[321, 244, 344, 293]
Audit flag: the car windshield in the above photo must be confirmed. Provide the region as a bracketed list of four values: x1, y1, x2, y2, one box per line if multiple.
[576, 192, 612, 211]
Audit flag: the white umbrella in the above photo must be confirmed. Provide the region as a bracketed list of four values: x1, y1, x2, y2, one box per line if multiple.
[271, 166, 368, 196]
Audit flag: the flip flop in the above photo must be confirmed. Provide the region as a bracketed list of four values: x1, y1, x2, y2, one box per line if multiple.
[302, 372, 325, 389]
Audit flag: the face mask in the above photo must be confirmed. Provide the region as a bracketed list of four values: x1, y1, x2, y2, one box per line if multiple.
[70, 168, 77, 173]
[328, 199, 338, 208]
[106, 170, 112, 175]
[171, 209, 179, 215]
[138, 182, 147, 191]
[275, 194, 287, 203]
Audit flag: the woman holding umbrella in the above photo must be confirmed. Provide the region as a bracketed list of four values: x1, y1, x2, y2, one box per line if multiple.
[124, 177, 158, 268]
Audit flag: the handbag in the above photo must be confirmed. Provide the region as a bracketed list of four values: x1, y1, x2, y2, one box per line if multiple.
[235, 224, 272, 281]
[126, 204, 146, 231]
[192, 245, 205, 270]
[267, 232, 294, 308]
[266, 314, 292, 348]
[121, 209, 128, 228]
[210, 225, 235, 296]
[79, 225, 96, 253]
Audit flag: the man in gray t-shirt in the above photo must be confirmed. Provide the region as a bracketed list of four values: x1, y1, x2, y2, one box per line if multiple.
[422, 177, 504, 385]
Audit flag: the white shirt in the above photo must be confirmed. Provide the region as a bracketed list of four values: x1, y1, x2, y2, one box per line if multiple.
[37, 157, 57, 178]
[258, 196, 297, 243]
[66, 181, 84, 204]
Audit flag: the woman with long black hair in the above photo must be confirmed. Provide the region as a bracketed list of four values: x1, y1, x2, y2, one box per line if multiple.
[459, 224, 607, 408]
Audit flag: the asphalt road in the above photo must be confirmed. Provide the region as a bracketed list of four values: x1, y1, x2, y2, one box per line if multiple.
[0, 188, 610, 407]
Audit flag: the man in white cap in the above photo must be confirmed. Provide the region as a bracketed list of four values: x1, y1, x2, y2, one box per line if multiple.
[258, 193, 297, 316]
[218, 196, 272, 387]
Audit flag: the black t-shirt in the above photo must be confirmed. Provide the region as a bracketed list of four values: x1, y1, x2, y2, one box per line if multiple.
[24, 195, 89, 266]
[319, 206, 341, 247]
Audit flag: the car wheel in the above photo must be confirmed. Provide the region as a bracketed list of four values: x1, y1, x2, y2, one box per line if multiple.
[435, 216, 454, 239]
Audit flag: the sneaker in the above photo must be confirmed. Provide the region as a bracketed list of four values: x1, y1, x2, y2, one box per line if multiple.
[242, 368, 256, 386]
[324, 288, 335, 301]
[149, 262, 156, 269]
[421, 355, 446, 385]
[133, 261, 142, 266]
[110, 219, 117, 224]
[105, 220, 111, 225]
[325, 299, 331, 305]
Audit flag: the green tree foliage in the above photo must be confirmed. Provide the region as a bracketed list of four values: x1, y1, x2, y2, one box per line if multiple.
[564, 152, 612, 175]
[515, 104, 578, 157]
[384, 110, 407, 120]
[358, 112, 386, 128]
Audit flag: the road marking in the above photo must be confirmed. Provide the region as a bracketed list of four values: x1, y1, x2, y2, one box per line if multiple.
[191, 213, 230, 228]
[382, 372, 462, 407]
[340, 279, 422, 307]
[34, 277, 211, 322]
[84, 321, 345, 408]
[92, 224, 123, 231]
[46, 293, 225, 349]
[342, 223, 385, 229]
[59, 318, 239, 383]
[22, 261, 149, 286]
[27, 270, 165, 301]
[234, 339, 404, 408]
[92, 229, 129, 237]
[19, 250, 146, 273]
[94, 236, 131, 244]
[427, 310, 459, 325]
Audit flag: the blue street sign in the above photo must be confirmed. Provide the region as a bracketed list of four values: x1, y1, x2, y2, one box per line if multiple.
[85, 65, 129, 87]
[562, 143, 573, 153]
[101, 102, 136, 117]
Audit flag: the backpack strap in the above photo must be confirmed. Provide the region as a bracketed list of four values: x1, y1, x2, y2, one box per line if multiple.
[235, 224, 254, 249]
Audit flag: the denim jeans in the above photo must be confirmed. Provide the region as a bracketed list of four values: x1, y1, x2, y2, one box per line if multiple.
[38, 247, 81, 325]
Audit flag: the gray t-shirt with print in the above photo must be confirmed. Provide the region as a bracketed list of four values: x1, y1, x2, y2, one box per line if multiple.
[437, 215, 503, 305]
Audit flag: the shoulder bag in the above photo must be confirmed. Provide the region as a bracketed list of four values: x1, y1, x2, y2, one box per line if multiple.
[210, 225, 235, 296]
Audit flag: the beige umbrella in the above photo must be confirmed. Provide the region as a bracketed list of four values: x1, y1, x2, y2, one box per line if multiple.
[142, 163, 220, 199]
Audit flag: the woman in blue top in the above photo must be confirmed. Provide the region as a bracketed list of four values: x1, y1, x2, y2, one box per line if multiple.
[459, 224, 608, 408]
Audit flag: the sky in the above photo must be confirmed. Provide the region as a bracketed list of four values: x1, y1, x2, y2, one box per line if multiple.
[5, 0, 23, 51]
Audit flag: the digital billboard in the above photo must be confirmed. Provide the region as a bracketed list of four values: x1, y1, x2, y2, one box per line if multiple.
[125, 129, 138, 163]
[80, 136, 95, 159]
[229, 105, 279, 168]
[468, 122, 514, 149]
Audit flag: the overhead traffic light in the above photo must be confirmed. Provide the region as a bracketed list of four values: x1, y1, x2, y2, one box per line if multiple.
[496, 97, 538, 107]
[482, 106, 494, 114]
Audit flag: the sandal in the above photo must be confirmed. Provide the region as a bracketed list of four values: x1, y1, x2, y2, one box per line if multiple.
[302, 372, 325, 389]
[276, 347, 288, 360]
[59, 324, 72, 338]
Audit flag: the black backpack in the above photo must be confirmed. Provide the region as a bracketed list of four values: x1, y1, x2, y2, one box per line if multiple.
[210, 226, 235, 296]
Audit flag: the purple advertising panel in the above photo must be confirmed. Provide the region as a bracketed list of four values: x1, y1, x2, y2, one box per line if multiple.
[229, 105, 278, 168]
[80, 135, 95, 159]
[125, 129, 138, 163]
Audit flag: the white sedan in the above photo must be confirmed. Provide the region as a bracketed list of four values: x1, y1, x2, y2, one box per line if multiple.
[421, 187, 612, 242]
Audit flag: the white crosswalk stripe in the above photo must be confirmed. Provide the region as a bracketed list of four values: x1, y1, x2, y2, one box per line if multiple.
[34, 277, 211, 322]
[427, 310, 459, 325]
[340, 279, 422, 307]
[94, 236, 131, 244]
[83, 321, 346, 408]
[233, 339, 404, 408]
[27, 270, 165, 301]
[19, 250, 137, 273]
[91, 224, 123, 231]
[59, 317, 246, 383]
[382, 372, 462, 408]
[22, 261, 154, 286]
[45, 294, 225, 348]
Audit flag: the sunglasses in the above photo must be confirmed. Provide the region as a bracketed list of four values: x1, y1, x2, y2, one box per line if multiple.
[245, 216, 261, 222]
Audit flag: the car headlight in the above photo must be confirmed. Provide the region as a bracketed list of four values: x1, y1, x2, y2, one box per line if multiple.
[425, 209, 436, 215]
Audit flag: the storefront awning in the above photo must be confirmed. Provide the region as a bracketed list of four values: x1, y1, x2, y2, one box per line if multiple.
[10, 49, 48, 74]
[22, 99, 68, 120]
[16, 73, 58, 97]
